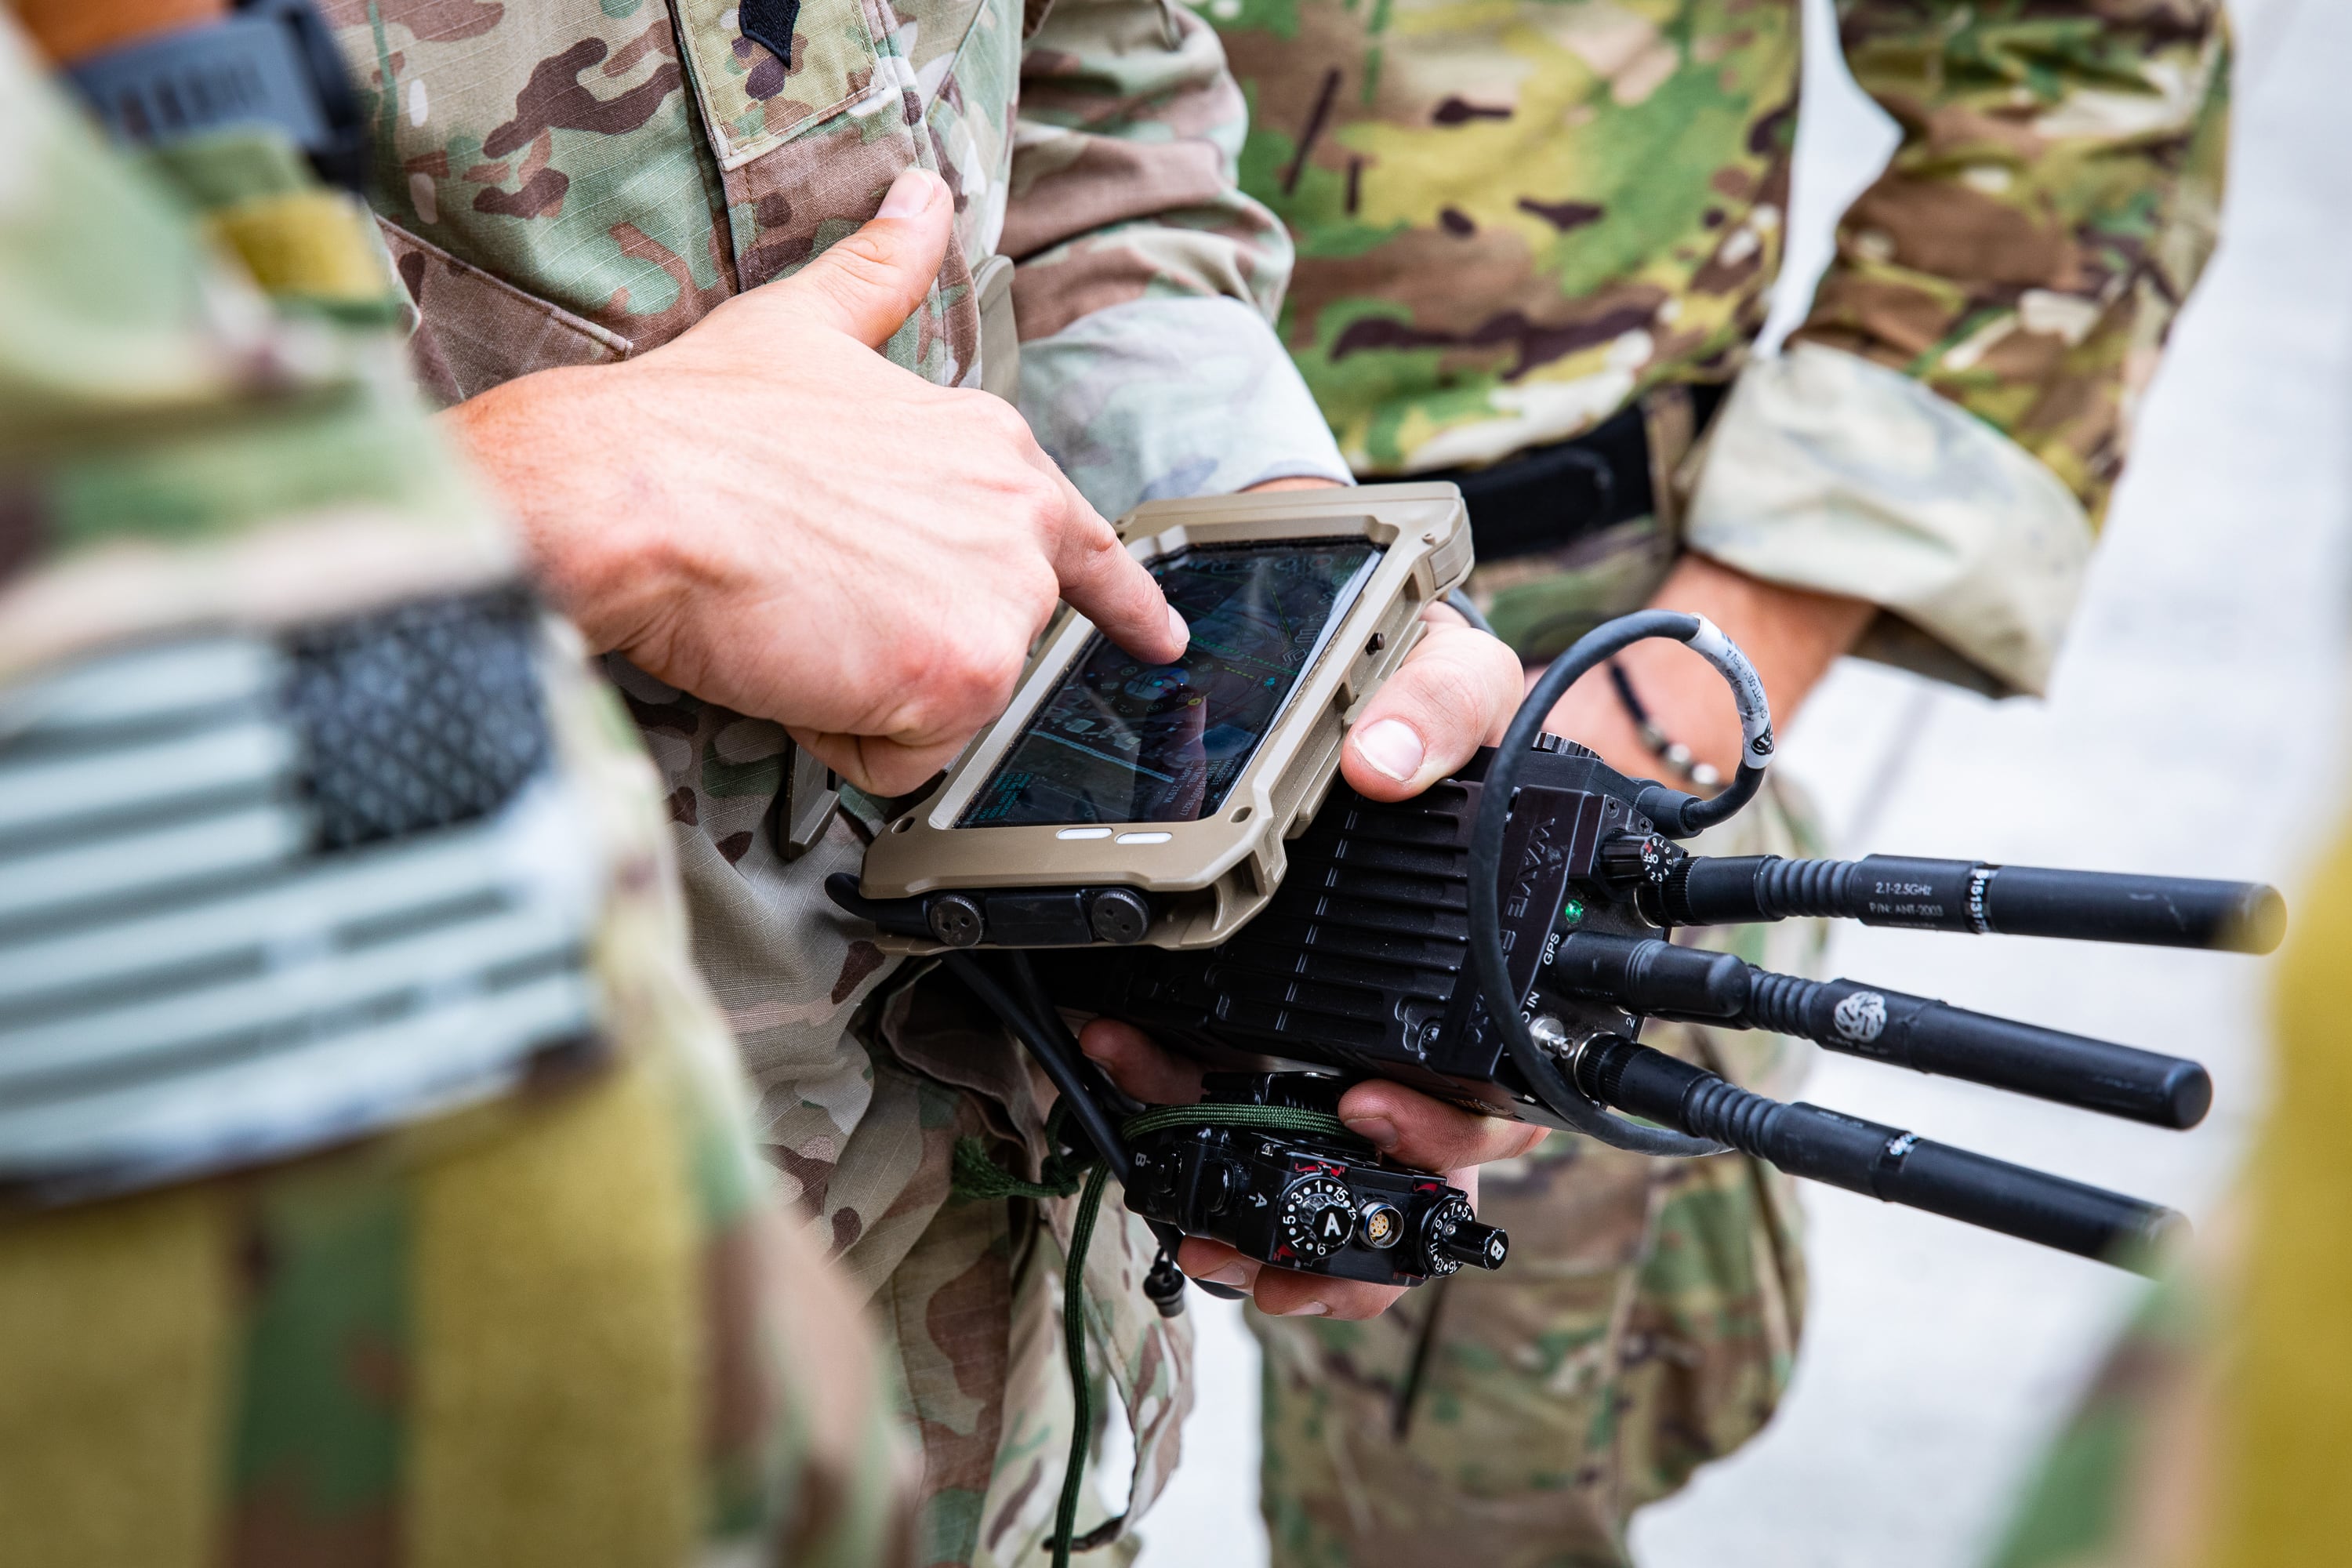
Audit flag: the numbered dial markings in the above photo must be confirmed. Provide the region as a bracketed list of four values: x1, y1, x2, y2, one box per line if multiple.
[1277, 1174, 1359, 1259]
[1422, 1194, 1488, 1276]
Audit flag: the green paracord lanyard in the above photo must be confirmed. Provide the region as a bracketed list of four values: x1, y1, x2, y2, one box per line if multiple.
[953, 1101, 1363, 1565]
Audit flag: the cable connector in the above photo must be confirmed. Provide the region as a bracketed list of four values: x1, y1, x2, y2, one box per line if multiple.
[1143, 1249, 1189, 1319]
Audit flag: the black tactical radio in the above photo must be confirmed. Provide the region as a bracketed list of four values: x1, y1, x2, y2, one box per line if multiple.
[827, 495, 2285, 1567]
[1033, 727, 2263, 1276]
[831, 541, 2284, 1293]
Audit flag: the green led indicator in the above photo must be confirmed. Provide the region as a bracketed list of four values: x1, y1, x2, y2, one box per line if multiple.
[1560, 898, 1585, 924]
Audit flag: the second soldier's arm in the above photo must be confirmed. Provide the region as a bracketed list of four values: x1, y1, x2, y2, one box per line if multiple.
[1005, 0, 1356, 517]
[1551, 0, 2230, 777]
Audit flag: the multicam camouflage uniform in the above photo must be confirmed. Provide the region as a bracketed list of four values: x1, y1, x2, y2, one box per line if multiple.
[0, 16, 907, 1565]
[1209, 0, 2228, 678]
[316, 1, 1350, 1563]
[1204, 0, 2231, 1560]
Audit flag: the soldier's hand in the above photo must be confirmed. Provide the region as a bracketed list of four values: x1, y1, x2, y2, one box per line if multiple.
[444, 166, 1185, 797]
[1233, 485, 1526, 797]
[1080, 612, 1537, 1319]
[1340, 597, 1524, 799]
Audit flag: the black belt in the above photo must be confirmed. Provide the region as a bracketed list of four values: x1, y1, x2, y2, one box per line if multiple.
[1420, 382, 1728, 564]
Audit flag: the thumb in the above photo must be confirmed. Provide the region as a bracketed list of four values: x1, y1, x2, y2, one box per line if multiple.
[772, 167, 953, 348]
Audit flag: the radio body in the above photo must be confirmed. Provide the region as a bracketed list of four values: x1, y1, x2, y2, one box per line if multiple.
[827, 485, 2277, 1290]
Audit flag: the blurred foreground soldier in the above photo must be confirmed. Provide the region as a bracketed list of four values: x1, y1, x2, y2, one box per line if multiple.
[1986, 819, 2352, 1568]
[0, 6, 909, 1563]
[1205, 0, 2232, 1559]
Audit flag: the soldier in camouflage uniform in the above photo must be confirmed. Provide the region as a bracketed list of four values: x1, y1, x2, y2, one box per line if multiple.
[0, 5, 910, 1563]
[297, 2, 1539, 1563]
[1201, 0, 2233, 1560]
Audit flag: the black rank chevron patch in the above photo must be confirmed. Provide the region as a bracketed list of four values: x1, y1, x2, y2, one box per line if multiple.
[739, 0, 804, 67]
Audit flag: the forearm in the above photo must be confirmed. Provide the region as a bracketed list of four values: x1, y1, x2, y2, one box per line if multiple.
[1676, 5, 2228, 707]
[1545, 554, 1874, 782]
[439, 369, 672, 656]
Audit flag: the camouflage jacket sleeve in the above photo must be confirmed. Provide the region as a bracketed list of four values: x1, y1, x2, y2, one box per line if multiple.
[1685, 0, 2229, 695]
[1007, 0, 1352, 516]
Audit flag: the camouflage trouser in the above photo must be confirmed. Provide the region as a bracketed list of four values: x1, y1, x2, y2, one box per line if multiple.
[1253, 778, 1825, 1568]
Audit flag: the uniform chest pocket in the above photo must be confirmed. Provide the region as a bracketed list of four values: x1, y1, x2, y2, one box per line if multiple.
[671, 0, 890, 167]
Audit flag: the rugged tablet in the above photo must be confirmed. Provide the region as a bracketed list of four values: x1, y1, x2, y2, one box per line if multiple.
[844, 483, 1472, 950]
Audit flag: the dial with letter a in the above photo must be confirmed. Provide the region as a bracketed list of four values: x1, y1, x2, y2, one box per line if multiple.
[1279, 1174, 1357, 1260]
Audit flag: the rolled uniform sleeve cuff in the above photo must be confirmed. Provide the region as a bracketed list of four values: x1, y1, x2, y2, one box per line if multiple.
[1017, 296, 1352, 518]
[1683, 343, 2094, 698]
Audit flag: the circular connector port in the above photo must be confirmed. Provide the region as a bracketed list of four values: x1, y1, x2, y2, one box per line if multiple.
[1087, 887, 1152, 945]
[926, 893, 983, 948]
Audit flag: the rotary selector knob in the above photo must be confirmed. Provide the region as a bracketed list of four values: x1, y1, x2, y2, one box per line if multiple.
[1277, 1174, 1358, 1260]
[926, 893, 983, 948]
[1421, 1193, 1510, 1276]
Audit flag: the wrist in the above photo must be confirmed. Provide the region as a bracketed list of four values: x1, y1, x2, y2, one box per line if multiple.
[1606, 661, 1724, 789]
[442, 367, 682, 655]
[1623, 554, 1873, 772]
[1669, 550, 1875, 681]
[1538, 555, 1871, 783]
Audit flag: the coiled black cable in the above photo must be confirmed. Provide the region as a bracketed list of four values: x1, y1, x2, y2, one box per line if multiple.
[1467, 609, 1775, 1155]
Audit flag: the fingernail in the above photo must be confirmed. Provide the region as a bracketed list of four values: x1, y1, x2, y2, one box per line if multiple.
[1342, 1115, 1399, 1152]
[1354, 719, 1423, 782]
[1202, 1264, 1250, 1289]
[1165, 604, 1189, 652]
[876, 168, 936, 221]
[1279, 1301, 1330, 1318]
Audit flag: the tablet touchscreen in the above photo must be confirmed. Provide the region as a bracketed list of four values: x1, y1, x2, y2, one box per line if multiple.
[957, 541, 1383, 828]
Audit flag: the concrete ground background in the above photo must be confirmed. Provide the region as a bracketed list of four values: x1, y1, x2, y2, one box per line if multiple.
[1133, 0, 2352, 1562]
